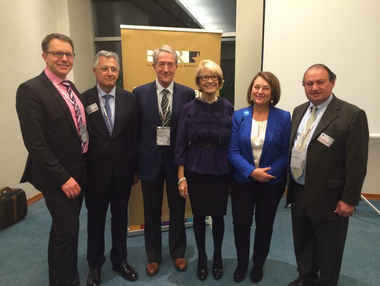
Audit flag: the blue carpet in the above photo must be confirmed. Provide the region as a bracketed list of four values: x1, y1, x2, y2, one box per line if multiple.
[0, 196, 379, 285]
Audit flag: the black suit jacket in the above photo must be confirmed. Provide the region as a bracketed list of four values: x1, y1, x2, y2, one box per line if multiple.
[287, 95, 369, 221]
[81, 86, 139, 192]
[133, 81, 195, 182]
[16, 71, 84, 193]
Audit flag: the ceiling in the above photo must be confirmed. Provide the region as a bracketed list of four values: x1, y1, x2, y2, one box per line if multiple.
[175, 0, 236, 33]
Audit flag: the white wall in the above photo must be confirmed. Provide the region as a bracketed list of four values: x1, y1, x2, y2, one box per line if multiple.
[235, 0, 380, 195]
[0, 0, 95, 199]
[235, 0, 264, 110]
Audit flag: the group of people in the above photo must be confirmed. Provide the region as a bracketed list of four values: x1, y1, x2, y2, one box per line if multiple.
[16, 33, 369, 286]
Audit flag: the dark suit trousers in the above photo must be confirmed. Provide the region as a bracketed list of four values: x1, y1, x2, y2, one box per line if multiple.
[290, 180, 349, 286]
[141, 160, 187, 262]
[85, 177, 132, 269]
[44, 190, 83, 286]
[231, 179, 285, 270]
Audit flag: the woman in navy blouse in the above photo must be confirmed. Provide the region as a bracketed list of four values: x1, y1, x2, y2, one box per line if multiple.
[228, 72, 290, 283]
[174, 60, 233, 281]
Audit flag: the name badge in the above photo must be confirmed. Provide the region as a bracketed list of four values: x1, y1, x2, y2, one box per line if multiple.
[290, 148, 306, 171]
[79, 124, 89, 143]
[86, 103, 99, 114]
[157, 126, 170, 146]
[318, 132, 335, 147]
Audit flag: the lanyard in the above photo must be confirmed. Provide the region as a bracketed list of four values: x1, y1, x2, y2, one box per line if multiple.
[54, 83, 76, 106]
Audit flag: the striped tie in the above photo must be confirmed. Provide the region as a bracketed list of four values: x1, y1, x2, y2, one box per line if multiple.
[161, 89, 171, 126]
[103, 94, 113, 135]
[61, 81, 85, 152]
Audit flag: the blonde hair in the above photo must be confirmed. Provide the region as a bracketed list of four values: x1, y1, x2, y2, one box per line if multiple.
[195, 59, 224, 91]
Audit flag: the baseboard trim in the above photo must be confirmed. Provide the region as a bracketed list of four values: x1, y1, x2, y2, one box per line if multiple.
[361, 193, 380, 200]
[26, 191, 380, 206]
[27, 192, 44, 206]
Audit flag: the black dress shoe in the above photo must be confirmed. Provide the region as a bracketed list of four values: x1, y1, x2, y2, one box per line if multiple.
[113, 263, 138, 281]
[250, 265, 263, 283]
[212, 261, 223, 280]
[233, 267, 246, 283]
[197, 262, 208, 281]
[87, 268, 101, 286]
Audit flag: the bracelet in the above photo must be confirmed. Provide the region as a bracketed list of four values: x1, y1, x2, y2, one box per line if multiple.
[178, 177, 187, 185]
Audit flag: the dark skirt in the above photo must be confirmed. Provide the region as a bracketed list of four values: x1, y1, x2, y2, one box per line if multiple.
[186, 171, 230, 216]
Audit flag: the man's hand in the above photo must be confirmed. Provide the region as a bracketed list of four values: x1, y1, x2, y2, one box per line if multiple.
[334, 200, 355, 217]
[61, 177, 81, 199]
[250, 167, 276, 183]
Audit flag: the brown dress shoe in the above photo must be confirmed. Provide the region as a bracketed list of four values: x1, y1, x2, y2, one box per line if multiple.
[146, 262, 160, 276]
[174, 258, 187, 271]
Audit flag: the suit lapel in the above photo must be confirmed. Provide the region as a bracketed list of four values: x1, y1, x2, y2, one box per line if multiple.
[290, 102, 309, 145]
[261, 108, 277, 158]
[113, 88, 125, 137]
[147, 82, 162, 126]
[171, 82, 182, 125]
[311, 96, 340, 141]
[241, 106, 254, 161]
[40, 72, 79, 137]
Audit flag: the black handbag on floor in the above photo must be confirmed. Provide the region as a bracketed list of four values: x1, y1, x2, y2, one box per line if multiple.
[0, 187, 27, 229]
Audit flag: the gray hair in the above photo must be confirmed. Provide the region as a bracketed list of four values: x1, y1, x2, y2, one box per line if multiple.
[153, 45, 178, 65]
[93, 50, 120, 70]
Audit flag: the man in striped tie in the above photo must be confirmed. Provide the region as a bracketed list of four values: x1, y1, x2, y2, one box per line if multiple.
[16, 33, 88, 286]
[133, 45, 195, 276]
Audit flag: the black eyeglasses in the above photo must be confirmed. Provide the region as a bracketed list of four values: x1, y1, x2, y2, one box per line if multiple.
[46, 51, 75, 59]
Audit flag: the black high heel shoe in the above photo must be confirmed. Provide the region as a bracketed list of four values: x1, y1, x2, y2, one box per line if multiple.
[233, 266, 246, 283]
[197, 261, 208, 281]
[250, 265, 263, 283]
[212, 261, 223, 280]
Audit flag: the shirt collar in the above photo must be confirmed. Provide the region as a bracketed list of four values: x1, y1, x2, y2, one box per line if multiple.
[308, 94, 333, 114]
[44, 68, 67, 85]
[155, 79, 174, 95]
[97, 84, 116, 98]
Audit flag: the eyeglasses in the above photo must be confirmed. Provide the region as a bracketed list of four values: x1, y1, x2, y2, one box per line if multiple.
[304, 80, 326, 88]
[99, 66, 118, 73]
[253, 85, 271, 92]
[46, 51, 75, 59]
[199, 75, 219, 82]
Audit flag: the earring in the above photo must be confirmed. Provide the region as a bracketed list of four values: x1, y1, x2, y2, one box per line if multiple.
[270, 99, 274, 103]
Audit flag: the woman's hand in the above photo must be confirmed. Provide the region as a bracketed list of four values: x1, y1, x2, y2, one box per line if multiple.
[178, 180, 188, 198]
[250, 167, 276, 183]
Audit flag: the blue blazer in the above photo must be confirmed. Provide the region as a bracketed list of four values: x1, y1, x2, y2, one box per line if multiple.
[228, 106, 291, 185]
[133, 81, 195, 182]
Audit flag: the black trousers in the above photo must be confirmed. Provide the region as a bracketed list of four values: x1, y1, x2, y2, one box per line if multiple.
[85, 176, 132, 269]
[290, 180, 349, 286]
[231, 179, 285, 270]
[44, 159, 86, 286]
[141, 161, 187, 262]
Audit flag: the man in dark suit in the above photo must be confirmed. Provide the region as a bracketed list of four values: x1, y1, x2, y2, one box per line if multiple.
[287, 64, 369, 286]
[16, 33, 88, 286]
[81, 51, 139, 286]
[133, 45, 195, 276]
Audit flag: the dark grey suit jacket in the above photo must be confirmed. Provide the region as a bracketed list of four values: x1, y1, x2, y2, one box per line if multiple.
[81, 86, 139, 192]
[133, 81, 195, 182]
[16, 71, 84, 193]
[287, 95, 369, 221]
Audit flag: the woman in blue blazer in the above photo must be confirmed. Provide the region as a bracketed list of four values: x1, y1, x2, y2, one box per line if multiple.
[228, 72, 291, 283]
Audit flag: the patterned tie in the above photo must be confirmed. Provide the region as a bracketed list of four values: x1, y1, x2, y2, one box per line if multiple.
[292, 106, 317, 179]
[61, 81, 85, 151]
[103, 94, 113, 135]
[161, 89, 171, 127]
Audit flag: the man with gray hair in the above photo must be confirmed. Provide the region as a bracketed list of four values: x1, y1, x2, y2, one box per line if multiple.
[81, 50, 139, 286]
[133, 45, 195, 276]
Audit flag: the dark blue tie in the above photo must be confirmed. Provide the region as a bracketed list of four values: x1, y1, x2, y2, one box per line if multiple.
[103, 94, 113, 135]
